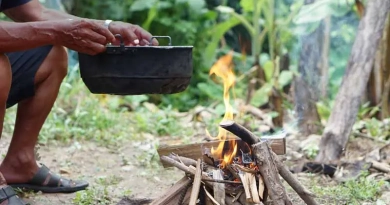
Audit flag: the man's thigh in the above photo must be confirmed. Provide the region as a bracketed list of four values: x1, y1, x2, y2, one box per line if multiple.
[5, 45, 53, 109]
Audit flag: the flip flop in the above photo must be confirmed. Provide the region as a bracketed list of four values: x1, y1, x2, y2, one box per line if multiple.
[0, 185, 29, 205]
[9, 164, 88, 193]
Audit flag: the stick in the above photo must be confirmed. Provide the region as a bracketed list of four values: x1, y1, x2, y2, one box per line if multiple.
[353, 132, 387, 143]
[371, 161, 390, 173]
[169, 153, 198, 167]
[220, 120, 319, 205]
[227, 165, 241, 181]
[201, 178, 242, 184]
[203, 186, 221, 205]
[189, 159, 202, 205]
[253, 142, 291, 205]
[220, 120, 259, 145]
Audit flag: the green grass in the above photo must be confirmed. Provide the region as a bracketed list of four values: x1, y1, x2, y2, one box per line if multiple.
[4, 76, 197, 147]
[310, 172, 388, 204]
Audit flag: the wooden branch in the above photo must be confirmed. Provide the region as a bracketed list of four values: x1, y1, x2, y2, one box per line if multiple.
[271, 151, 319, 205]
[371, 161, 390, 173]
[161, 156, 241, 195]
[220, 120, 260, 145]
[220, 121, 319, 205]
[189, 159, 202, 205]
[169, 153, 198, 167]
[150, 176, 192, 205]
[253, 142, 292, 205]
[203, 186, 221, 205]
[201, 178, 242, 185]
[158, 137, 286, 168]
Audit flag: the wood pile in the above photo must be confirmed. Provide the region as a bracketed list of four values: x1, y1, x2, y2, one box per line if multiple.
[151, 121, 319, 205]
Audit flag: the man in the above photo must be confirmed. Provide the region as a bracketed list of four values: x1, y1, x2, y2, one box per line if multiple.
[0, 0, 158, 204]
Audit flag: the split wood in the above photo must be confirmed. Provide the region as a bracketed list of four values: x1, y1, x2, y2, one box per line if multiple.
[220, 120, 319, 205]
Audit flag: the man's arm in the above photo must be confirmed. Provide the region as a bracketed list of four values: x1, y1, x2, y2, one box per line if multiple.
[0, 21, 58, 52]
[3, 0, 82, 22]
[3, 0, 158, 46]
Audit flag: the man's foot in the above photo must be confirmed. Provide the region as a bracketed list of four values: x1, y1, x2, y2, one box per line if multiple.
[1, 163, 88, 193]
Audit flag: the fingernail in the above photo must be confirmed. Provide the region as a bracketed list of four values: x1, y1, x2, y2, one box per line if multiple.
[134, 39, 139, 44]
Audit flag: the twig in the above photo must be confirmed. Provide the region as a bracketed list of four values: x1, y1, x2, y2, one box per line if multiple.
[203, 186, 221, 205]
[231, 164, 258, 174]
[232, 190, 243, 203]
[189, 159, 202, 205]
[353, 132, 387, 143]
[169, 153, 198, 167]
[227, 165, 241, 181]
[200, 178, 242, 184]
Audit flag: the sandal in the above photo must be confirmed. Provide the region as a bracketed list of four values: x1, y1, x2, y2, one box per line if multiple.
[0, 186, 28, 205]
[9, 164, 88, 193]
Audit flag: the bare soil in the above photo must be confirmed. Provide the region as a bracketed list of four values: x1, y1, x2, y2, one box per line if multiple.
[0, 134, 183, 205]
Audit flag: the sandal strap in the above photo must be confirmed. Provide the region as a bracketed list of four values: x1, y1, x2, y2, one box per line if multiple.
[29, 164, 51, 186]
[28, 164, 77, 188]
[0, 186, 16, 201]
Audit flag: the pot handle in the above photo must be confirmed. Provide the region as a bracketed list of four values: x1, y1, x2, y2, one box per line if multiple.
[149, 36, 172, 46]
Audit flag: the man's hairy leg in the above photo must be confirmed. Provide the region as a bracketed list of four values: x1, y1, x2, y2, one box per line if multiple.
[0, 54, 11, 188]
[0, 46, 68, 183]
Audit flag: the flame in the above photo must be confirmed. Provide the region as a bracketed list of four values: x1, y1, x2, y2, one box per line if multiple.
[207, 51, 238, 169]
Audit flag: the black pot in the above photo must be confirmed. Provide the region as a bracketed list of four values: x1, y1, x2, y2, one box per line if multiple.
[78, 35, 193, 95]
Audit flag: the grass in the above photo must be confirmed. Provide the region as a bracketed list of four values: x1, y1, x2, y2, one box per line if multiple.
[4, 76, 197, 148]
[308, 172, 389, 204]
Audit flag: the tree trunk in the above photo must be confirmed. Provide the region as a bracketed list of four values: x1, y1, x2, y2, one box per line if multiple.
[293, 0, 327, 136]
[316, 0, 390, 163]
[380, 14, 390, 119]
[366, 14, 390, 119]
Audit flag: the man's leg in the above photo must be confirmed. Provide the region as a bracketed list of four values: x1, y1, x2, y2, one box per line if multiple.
[0, 45, 88, 193]
[0, 55, 29, 205]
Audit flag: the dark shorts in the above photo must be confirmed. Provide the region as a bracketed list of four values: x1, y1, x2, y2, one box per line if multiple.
[5, 45, 53, 109]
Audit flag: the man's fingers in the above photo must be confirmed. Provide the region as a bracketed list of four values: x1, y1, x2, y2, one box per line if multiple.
[133, 25, 159, 46]
[91, 23, 115, 43]
[123, 28, 139, 45]
[82, 30, 108, 45]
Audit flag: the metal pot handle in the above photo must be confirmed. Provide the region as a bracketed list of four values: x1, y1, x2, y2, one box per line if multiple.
[149, 36, 172, 46]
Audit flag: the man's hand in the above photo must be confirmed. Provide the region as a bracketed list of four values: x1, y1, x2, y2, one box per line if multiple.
[107, 21, 159, 46]
[53, 19, 115, 55]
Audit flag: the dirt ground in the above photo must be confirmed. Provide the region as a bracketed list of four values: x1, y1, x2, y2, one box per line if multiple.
[0, 130, 388, 205]
[0, 134, 183, 205]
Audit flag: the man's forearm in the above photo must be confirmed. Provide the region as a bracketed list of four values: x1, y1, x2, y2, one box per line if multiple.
[38, 8, 104, 26]
[0, 21, 57, 53]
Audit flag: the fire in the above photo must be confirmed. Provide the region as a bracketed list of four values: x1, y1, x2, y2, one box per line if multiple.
[208, 51, 238, 169]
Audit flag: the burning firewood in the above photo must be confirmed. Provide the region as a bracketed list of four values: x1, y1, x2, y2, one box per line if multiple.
[220, 120, 319, 205]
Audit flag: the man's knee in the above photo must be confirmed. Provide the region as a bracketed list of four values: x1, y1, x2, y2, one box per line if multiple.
[0, 54, 11, 102]
[49, 45, 68, 80]
[35, 45, 68, 85]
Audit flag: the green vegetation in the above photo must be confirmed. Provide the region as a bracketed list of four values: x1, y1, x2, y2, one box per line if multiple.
[310, 172, 389, 205]
[3, 0, 390, 204]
